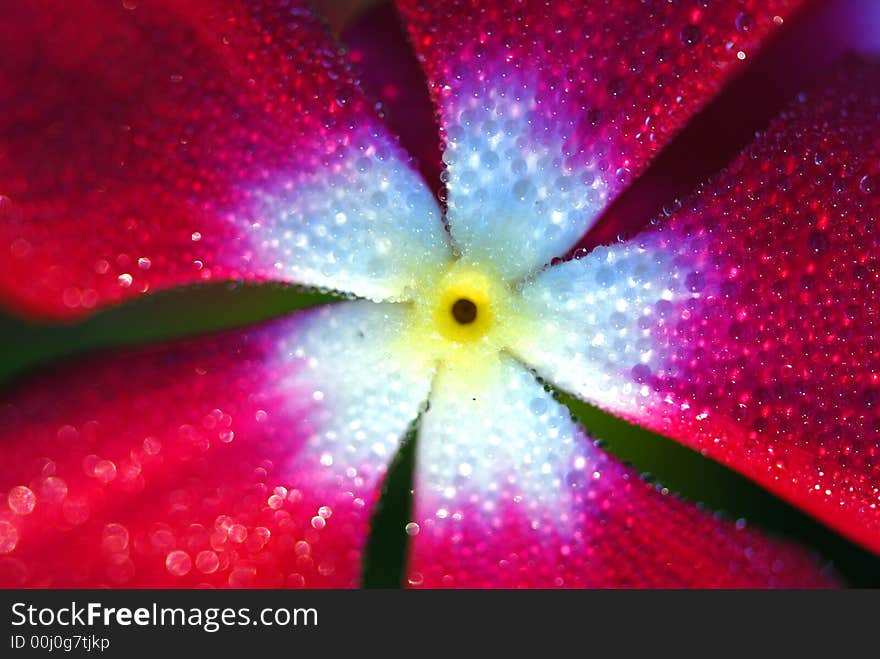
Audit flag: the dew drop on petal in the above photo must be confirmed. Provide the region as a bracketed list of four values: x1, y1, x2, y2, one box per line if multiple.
[195, 550, 220, 574]
[681, 24, 701, 47]
[143, 436, 162, 455]
[0, 521, 18, 554]
[101, 523, 130, 554]
[165, 550, 192, 576]
[228, 524, 247, 543]
[93, 459, 117, 483]
[228, 567, 256, 588]
[39, 477, 68, 503]
[735, 12, 754, 32]
[7, 486, 35, 516]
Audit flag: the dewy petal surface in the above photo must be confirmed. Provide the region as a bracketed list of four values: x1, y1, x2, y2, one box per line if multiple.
[408, 357, 833, 588]
[395, 0, 803, 280]
[512, 61, 880, 554]
[0, 301, 432, 587]
[0, 0, 448, 320]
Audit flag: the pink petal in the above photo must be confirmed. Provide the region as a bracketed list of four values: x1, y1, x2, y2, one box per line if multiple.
[512, 61, 880, 555]
[0, 1, 447, 319]
[408, 357, 833, 588]
[0, 302, 433, 587]
[394, 0, 804, 278]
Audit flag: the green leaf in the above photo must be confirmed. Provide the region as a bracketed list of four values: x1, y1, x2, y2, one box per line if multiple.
[362, 424, 417, 588]
[0, 283, 337, 386]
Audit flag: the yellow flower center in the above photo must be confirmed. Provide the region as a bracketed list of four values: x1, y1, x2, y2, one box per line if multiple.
[398, 260, 531, 378]
[432, 266, 496, 343]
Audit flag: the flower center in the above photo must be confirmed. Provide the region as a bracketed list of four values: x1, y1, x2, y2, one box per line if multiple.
[397, 260, 531, 376]
[430, 266, 496, 343]
[451, 298, 478, 324]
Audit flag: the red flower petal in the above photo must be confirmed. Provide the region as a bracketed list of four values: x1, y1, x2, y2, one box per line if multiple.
[407, 357, 833, 588]
[512, 61, 880, 555]
[0, 302, 432, 587]
[0, 1, 446, 319]
[394, 0, 804, 272]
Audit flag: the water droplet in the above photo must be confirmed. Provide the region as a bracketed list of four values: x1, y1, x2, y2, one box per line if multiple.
[143, 436, 162, 455]
[102, 523, 130, 554]
[0, 521, 18, 554]
[631, 363, 652, 383]
[7, 486, 35, 516]
[529, 397, 548, 415]
[807, 230, 829, 254]
[165, 550, 192, 576]
[335, 88, 353, 107]
[228, 524, 247, 543]
[150, 525, 175, 551]
[681, 24, 701, 47]
[735, 12, 754, 32]
[228, 567, 256, 588]
[93, 459, 117, 484]
[287, 573, 306, 588]
[195, 550, 220, 574]
[39, 477, 68, 503]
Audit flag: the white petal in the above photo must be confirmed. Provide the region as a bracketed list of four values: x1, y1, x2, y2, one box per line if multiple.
[510, 233, 709, 415]
[277, 300, 436, 477]
[245, 127, 450, 301]
[442, 77, 610, 281]
[415, 356, 588, 532]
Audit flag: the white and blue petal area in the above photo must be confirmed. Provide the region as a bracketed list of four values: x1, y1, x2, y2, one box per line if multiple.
[441, 78, 610, 281]
[509, 230, 717, 416]
[242, 124, 451, 301]
[273, 300, 436, 484]
[413, 356, 591, 535]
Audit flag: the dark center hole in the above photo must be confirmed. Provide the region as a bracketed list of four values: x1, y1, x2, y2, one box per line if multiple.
[451, 298, 478, 325]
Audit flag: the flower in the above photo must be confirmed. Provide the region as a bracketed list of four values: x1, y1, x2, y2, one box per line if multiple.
[0, 0, 877, 588]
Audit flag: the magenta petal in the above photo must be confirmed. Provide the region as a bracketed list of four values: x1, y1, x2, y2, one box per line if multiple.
[513, 61, 880, 555]
[0, 1, 445, 319]
[409, 453, 836, 588]
[0, 302, 433, 587]
[394, 0, 804, 268]
[407, 358, 833, 588]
